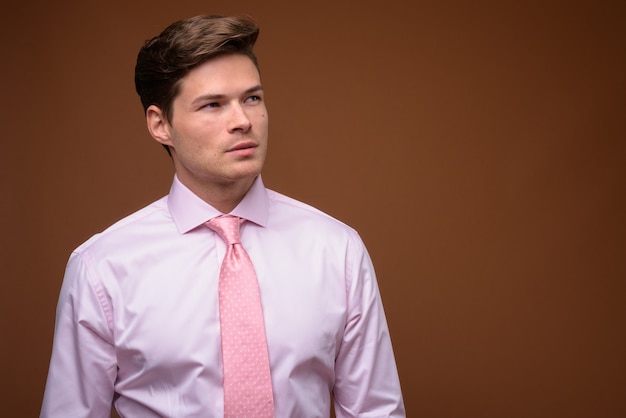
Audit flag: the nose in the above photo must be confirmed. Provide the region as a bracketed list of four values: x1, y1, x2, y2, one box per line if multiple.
[228, 103, 252, 133]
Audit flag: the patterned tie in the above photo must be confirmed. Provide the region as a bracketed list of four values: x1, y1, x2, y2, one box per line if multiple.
[206, 215, 275, 417]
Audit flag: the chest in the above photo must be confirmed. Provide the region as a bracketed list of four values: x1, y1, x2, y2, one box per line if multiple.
[106, 238, 348, 379]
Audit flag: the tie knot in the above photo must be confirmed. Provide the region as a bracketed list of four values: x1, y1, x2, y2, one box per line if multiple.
[206, 215, 242, 245]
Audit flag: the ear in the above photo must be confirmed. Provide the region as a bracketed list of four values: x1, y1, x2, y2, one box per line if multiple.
[146, 105, 174, 147]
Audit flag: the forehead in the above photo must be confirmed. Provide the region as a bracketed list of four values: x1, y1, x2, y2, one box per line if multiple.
[178, 54, 261, 98]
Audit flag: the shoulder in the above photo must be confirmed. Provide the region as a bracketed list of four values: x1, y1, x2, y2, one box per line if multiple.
[75, 196, 170, 255]
[266, 189, 346, 224]
[265, 188, 362, 243]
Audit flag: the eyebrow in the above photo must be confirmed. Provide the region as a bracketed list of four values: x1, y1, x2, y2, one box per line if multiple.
[191, 85, 264, 106]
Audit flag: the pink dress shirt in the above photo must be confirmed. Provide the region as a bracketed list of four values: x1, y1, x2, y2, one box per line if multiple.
[41, 175, 405, 417]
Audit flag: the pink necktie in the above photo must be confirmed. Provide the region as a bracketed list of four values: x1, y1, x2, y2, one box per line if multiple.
[206, 215, 275, 417]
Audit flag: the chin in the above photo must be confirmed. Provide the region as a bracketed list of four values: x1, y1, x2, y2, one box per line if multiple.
[234, 161, 264, 178]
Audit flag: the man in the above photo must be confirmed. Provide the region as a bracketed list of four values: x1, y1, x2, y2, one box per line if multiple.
[41, 15, 405, 417]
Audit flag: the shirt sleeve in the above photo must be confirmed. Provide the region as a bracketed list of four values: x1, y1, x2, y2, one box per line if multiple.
[333, 234, 406, 417]
[40, 250, 117, 418]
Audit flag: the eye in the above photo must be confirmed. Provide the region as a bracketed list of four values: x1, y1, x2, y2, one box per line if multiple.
[203, 102, 220, 109]
[245, 95, 262, 104]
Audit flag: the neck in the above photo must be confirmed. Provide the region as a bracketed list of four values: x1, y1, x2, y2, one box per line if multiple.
[177, 174, 256, 214]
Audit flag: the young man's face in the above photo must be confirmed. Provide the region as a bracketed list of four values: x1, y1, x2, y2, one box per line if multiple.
[151, 53, 268, 195]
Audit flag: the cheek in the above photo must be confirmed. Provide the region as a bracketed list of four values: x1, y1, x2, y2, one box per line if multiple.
[256, 114, 269, 131]
[174, 127, 218, 150]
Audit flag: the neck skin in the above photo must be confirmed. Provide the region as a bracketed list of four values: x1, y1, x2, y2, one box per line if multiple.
[173, 163, 256, 214]
[197, 178, 255, 214]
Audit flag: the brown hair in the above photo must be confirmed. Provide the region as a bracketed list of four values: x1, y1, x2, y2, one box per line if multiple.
[134, 15, 260, 124]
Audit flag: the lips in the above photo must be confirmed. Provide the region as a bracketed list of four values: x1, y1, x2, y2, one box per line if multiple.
[228, 141, 257, 152]
[226, 140, 258, 157]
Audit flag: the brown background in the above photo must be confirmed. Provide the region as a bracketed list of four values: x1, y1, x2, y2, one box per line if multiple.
[1, 0, 625, 417]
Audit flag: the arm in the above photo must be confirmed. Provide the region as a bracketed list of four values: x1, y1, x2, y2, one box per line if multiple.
[40, 251, 117, 418]
[333, 235, 406, 417]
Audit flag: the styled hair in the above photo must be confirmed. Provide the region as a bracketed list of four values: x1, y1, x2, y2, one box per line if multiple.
[135, 15, 260, 124]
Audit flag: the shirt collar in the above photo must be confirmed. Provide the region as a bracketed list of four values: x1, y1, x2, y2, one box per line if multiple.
[167, 175, 269, 234]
